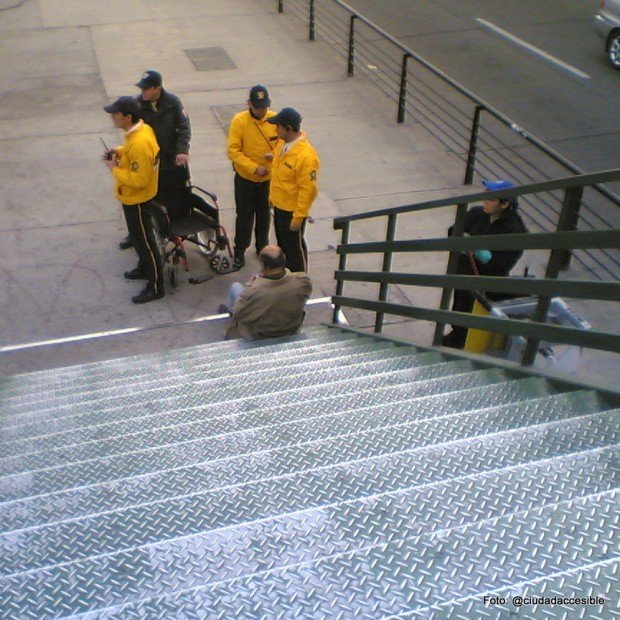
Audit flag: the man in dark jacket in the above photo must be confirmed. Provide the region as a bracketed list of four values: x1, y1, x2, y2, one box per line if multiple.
[119, 70, 192, 263]
[442, 179, 527, 348]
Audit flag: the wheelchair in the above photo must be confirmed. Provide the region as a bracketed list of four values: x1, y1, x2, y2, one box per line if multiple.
[154, 169, 234, 287]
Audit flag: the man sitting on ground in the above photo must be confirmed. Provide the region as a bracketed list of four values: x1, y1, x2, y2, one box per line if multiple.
[221, 245, 312, 340]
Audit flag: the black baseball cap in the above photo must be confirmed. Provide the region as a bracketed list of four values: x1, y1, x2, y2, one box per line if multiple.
[103, 96, 141, 116]
[249, 84, 271, 108]
[135, 70, 163, 89]
[267, 107, 302, 130]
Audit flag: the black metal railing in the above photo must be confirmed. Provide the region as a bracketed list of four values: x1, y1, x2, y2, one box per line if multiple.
[332, 169, 620, 367]
[276, 0, 620, 281]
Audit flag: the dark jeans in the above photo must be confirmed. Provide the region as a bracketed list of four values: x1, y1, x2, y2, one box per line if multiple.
[123, 201, 165, 295]
[273, 207, 308, 273]
[233, 174, 270, 258]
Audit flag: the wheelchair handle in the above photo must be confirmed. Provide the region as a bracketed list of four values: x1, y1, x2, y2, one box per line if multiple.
[191, 185, 217, 203]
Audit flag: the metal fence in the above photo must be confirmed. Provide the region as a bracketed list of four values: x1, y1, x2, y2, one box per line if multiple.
[332, 168, 620, 366]
[276, 0, 620, 281]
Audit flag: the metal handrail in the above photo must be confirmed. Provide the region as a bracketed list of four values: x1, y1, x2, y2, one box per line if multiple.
[335, 272, 620, 302]
[338, 229, 620, 254]
[334, 170, 620, 226]
[331, 169, 620, 367]
[332, 296, 620, 353]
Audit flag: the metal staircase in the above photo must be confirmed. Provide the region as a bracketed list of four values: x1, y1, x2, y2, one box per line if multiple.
[0, 326, 618, 619]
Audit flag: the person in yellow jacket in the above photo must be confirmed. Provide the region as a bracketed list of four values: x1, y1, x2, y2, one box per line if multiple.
[267, 107, 319, 273]
[103, 96, 164, 304]
[227, 85, 279, 271]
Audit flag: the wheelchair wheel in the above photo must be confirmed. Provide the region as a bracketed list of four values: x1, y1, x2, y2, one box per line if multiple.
[191, 228, 216, 257]
[210, 253, 232, 274]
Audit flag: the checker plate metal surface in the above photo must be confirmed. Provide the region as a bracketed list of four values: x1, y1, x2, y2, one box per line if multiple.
[1, 360, 472, 456]
[403, 559, 618, 618]
[1, 446, 616, 618]
[77, 491, 620, 619]
[0, 377, 571, 532]
[0, 336, 380, 410]
[1, 327, 618, 619]
[0, 352, 446, 442]
[0, 375, 537, 503]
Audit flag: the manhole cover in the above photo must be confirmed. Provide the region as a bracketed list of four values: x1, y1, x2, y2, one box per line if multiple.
[185, 47, 236, 71]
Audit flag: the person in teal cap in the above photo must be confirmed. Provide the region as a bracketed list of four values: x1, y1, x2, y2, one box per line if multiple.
[442, 179, 528, 349]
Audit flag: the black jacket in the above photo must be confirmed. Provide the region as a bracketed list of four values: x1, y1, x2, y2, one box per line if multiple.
[138, 90, 191, 171]
[450, 205, 527, 277]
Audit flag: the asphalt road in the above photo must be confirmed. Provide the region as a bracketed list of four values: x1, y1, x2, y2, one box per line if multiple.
[344, 0, 620, 177]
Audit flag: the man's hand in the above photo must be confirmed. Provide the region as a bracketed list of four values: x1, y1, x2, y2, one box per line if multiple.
[103, 157, 117, 171]
[289, 220, 302, 232]
[255, 165, 269, 177]
[263, 153, 274, 162]
[175, 153, 189, 166]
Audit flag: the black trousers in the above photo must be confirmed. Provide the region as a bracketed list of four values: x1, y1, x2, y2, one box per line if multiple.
[448, 288, 475, 347]
[155, 166, 191, 221]
[273, 207, 308, 273]
[233, 174, 270, 258]
[123, 201, 165, 295]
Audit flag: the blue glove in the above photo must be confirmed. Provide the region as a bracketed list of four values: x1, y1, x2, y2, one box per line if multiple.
[473, 249, 492, 264]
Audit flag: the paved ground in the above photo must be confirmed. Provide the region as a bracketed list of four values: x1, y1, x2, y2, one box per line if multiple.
[0, 0, 616, 387]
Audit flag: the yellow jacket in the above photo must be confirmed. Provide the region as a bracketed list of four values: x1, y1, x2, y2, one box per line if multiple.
[112, 121, 159, 205]
[227, 110, 279, 182]
[269, 132, 319, 225]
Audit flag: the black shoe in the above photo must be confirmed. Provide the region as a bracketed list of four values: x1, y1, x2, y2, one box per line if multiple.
[124, 267, 147, 280]
[441, 331, 465, 349]
[119, 235, 133, 250]
[132, 287, 165, 304]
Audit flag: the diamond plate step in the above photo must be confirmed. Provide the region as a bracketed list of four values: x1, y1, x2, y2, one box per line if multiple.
[0, 361, 450, 454]
[2, 345, 431, 422]
[406, 559, 618, 619]
[0, 376, 596, 476]
[0, 370, 528, 503]
[0, 326, 350, 394]
[0, 394, 613, 577]
[0, 368, 546, 529]
[3, 342, 414, 421]
[0, 351, 446, 442]
[2, 357, 460, 454]
[0, 348, 409, 456]
[1, 445, 615, 619]
[0, 334, 384, 409]
[67, 489, 620, 620]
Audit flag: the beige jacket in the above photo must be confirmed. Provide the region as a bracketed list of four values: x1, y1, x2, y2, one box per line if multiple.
[226, 270, 313, 340]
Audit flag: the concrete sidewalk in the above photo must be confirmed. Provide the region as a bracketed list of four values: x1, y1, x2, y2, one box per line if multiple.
[0, 0, 466, 373]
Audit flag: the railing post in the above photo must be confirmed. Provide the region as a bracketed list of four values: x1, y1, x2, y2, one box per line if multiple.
[347, 15, 357, 76]
[278, 0, 283, 13]
[557, 185, 584, 270]
[397, 53, 411, 124]
[374, 214, 397, 332]
[332, 221, 350, 324]
[309, 0, 316, 41]
[432, 203, 469, 346]
[464, 105, 484, 185]
[521, 185, 584, 366]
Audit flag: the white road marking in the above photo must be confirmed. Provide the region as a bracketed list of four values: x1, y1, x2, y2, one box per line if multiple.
[475, 18, 591, 80]
[0, 297, 333, 352]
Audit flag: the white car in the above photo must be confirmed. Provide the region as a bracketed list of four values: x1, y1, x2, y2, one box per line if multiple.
[595, 0, 620, 69]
